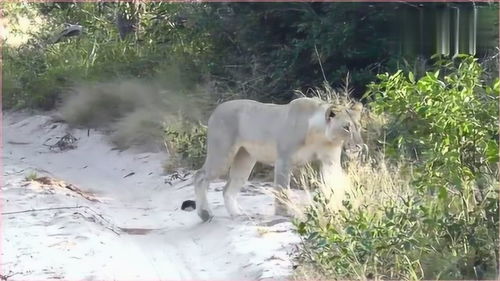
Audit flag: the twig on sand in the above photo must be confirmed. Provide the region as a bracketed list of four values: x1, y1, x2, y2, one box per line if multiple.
[73, 212, 121, 235]
[2, 205, 122, 235]
[123, 172, 135, 178]
[7, 141, 31, 145]
[0, 271, 21, 280]
[2, 206, 86, 215]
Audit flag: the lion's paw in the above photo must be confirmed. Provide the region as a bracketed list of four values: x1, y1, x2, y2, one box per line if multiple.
[198, 208, 213, 222]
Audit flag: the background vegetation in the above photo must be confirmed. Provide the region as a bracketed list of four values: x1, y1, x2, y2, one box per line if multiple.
[9, 2, 498, 110]
[3, 2, 499, 280]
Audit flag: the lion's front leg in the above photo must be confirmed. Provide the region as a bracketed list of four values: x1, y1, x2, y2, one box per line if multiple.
[273, 157, 292, 217]
[319, 148, 348, 209]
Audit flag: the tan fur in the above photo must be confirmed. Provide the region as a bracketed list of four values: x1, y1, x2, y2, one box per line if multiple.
[194, 97, 364, 221]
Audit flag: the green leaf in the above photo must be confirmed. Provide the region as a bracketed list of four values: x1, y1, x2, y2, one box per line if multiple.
[409, 72, 415, 84]
[493, 78, 500, 95]
[296, 221, 307, 235]
[438, 186, 448, 201]
[485, 140, 499, 163]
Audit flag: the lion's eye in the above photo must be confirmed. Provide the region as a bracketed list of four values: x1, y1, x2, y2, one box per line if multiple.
[329, 111, 336, 119]
[343, 124, 350, 132]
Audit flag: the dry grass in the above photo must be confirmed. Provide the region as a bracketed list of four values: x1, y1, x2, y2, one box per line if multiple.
[275, 153, 413, 221]
[284, 155, 417, 280]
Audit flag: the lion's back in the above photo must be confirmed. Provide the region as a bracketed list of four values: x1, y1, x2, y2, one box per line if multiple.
[209, 99, 284, 138]
[207, 97, 326, 147]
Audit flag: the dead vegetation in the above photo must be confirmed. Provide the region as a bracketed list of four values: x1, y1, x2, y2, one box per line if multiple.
[23, 176, 101, 202]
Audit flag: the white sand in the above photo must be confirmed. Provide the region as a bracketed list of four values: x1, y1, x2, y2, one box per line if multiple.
[1, 111, 300, 280]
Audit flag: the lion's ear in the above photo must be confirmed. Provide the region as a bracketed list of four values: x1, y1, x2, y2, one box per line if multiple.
[348, 102, 363, 122]
[325, 105, 336, 121]
[350, 102, 363, 112]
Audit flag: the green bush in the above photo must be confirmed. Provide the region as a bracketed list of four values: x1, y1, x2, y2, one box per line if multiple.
[366, 55, 498, 192]
[3, 2, 407, 110]
[294, 57, 499, 280]
[164, 122, 207, 171]
[296, 175, 498, 279]
[2, 2, 210, 110]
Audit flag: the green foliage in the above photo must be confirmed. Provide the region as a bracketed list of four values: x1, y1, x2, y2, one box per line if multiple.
[4, 3, 499, 110]
[25, 171, 39, 181]
[164, 122, 207, 171]
[295, 58, 499, 280]
[296, 177, 499, 280]
[3, 2, 403, 110]
[366, 56, 498, 191]
[2, 2, 210, 110]
[189, 2, 398, 101]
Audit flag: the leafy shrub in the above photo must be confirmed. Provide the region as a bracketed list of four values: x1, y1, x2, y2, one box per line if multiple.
[366, 55, 498, 192]
[3, 2, 407, 111]
[368, 57, 500, 174]
[295, 162, 498, 280]
[164, 121, 207, 171]
[294, 57, 499, 280]
[2, 2, 210, 110]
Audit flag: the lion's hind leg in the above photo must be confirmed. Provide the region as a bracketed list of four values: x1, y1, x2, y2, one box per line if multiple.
[223, 148, 256, 218]
[195, 137, 238, 222]
[194, 169, 213, 222]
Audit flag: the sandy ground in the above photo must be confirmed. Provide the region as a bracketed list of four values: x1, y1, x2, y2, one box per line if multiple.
[1, 111, 301, 280]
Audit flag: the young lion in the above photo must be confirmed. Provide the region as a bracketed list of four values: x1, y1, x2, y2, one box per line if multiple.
[194, 97, 364, 221]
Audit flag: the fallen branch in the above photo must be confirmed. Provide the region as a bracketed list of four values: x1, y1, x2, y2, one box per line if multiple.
[73, 211, 120, 235]
[7, 141, 31, 145]
[0, 271, 21, 281]
[2, 206, 86, 215]
[2, 205, 121, 235]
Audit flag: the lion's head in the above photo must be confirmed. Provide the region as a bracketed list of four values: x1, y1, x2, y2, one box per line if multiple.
[324, 102, 364, 154]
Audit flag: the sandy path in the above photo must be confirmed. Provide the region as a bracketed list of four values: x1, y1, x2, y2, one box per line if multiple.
[1, 111, 300, 280]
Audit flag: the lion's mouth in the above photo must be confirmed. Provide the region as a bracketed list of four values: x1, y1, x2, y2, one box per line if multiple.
[345, 144, 368, 157]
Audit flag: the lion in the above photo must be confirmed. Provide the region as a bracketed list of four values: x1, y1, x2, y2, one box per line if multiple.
[193, 97, 364, 221]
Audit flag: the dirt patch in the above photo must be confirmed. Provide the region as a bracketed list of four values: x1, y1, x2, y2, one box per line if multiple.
[23, 176, 100, 202]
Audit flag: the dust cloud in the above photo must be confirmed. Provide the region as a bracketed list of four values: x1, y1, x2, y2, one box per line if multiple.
[59, 78, 218, 151]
